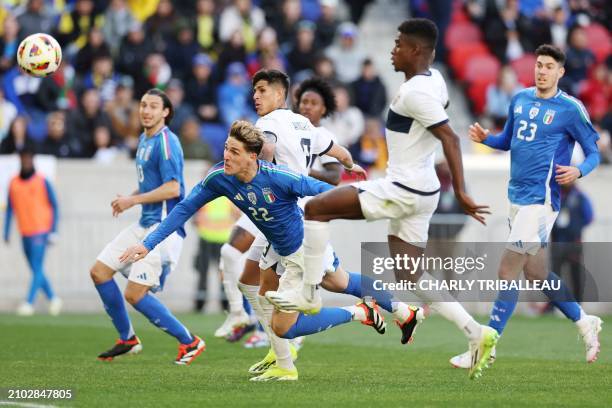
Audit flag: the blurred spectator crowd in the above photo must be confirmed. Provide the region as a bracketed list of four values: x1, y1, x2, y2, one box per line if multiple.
[0, 0, 390, 172]
[425, 0, 611, 162]
[0, 0, 608, 168]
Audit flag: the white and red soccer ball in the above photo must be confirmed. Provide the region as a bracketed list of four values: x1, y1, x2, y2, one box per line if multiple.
[17, 33, 62, 77]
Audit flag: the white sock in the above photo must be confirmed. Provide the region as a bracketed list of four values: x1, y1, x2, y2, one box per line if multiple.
[342, 305, 366, 322]
[258, 295, 294, 370]
[238, 282, 264, 327]
[412, 272, 481, 340]
[392, 302, 411, 322]
[303, 220, 328, 300]
[221, 244, 246, 314]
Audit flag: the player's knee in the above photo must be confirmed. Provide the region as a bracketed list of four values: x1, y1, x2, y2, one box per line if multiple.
[271, 320, 291, 338]
[304, 198, 321, 220]
[124, 289, 145, 305]
[90, 264, 110, 284]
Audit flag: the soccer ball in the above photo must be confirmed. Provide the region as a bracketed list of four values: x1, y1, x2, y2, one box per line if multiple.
[17, 33, 62, 77]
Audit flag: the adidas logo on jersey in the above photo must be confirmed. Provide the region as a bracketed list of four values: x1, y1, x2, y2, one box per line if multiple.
[234, 193, 244, 201]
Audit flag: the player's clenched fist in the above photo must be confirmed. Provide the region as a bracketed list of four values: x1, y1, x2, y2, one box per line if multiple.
[119, 244, 149, 263]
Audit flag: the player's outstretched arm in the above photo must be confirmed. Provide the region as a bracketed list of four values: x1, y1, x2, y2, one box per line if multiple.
[309, 162, 342, 186]
[431, 123, 490, 225]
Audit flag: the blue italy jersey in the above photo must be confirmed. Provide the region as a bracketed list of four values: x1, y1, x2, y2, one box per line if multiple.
[135, 126, 186, 237]
[143, 160, 332, 256]
[483, 88, 599, 211]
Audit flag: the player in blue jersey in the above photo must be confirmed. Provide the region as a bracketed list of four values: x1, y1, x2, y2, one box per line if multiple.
[89, 89, 205, 365]
[449, 44, 602, 368]
[120, 121, 419, 381]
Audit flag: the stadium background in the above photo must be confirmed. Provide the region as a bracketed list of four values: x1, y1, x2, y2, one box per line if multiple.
[0, 0, 610, 315]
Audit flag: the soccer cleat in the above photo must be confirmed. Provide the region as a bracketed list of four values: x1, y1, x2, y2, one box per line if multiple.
[16, 302, 34, 316]
[577, 315, 602, 363]
[264, 289, 322, 314]
[356, 299, 386, 334]
[244, 331, 270, 349]
[249, 364, 298, 382]
[450, 348, 496, 369]
[248, 344, 298, 374]
[395, 305, 425, 344]
[226, 323, 256, 343]
[468, 326, 499, 379]
[214, 311, 251, 338]
[175, 335, 206, 365]
[48, 297, 63, 316]
[97, 336, 142, 361]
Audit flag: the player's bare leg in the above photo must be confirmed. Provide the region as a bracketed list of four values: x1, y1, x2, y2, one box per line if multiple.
[216, 226, 255, 338]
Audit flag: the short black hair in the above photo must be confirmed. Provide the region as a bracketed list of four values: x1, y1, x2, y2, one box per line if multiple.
[397, 18, 438, 49]
[144, 88, 174, 125]
[535, 44, 566, 66]
[294, 77, 337, 118]
[252, 69, 290, 98]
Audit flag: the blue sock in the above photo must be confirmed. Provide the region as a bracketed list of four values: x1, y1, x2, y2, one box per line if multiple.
[242, 295, 253, 316]
[344, 272, 394, 313]
[95, 279, 134, 341]
[256, 322, 265, 332]
[133, 294, 193, 344]
[488, 289, 519, 335]
[543, 272, 582, 322]
[281, 308, 352, 339]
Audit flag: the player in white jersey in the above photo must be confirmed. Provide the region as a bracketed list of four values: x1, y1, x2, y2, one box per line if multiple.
[295, 77, 343, 185]
[265, 19, 497, 379]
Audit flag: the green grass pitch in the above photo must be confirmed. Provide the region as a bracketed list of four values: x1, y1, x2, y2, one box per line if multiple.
[0, 313, 610, 407]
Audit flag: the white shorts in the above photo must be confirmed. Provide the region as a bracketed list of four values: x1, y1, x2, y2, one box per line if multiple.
[277, 246, 305, 293]
[97, 222, 183, 291]
[247, 232, 338, 276]
[235, 213, 260, 237]
[506, 203, 559, 255]
[354, 178, 440, 246]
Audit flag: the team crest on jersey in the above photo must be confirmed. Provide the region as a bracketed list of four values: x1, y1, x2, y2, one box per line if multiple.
[529, 107, 539, 119]
[144, 145, 153, 161]
[514, 105, 522, 115]
[262, 188, 276, 204]
[247, 191, 257, 205]
[543, 109, 556, 125]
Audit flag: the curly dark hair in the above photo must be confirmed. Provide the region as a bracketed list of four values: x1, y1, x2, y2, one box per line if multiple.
[294, 77, 337, 118]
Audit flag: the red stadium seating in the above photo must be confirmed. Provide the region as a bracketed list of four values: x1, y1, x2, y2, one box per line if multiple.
[511, 54, 536, 87]
[448, 43, 490, 80]
[467, 80, 492, 115]
[445, 22, 482, 50]
[584, 23, 611, 62]
[464, 54, 500, 84]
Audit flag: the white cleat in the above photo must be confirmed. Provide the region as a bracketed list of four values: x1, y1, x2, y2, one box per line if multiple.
[214, 311, 250, 338]
[450, 348, 496, 369]
[264, 289, 322, 314]
[49, 297, 63, 316]
[16, 302, 34, 316]
[577, 315, 602, 363]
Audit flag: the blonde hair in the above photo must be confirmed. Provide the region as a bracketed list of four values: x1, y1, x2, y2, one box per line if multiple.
[228, 120, 264, 154]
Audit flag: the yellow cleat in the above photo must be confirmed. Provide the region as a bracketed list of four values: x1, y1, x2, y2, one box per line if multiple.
[250, 364, 298, 382]
[248, 344, 298, 374]
[469, 326, 499, 380]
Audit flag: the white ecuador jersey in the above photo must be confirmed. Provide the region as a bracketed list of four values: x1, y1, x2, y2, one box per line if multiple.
[256, 109, 334, 175]
[385, 68, 449, 192]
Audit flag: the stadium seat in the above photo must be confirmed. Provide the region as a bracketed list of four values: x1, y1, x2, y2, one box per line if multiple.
[511, 54, 536, 87]
[201, 123, 229, 161]
[464, 54, 500, 84]
[584, 23, 611, 62]
[444, 22, 482, 50]
[448, 43, 490, 80]
[467, 80, 492, 115]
